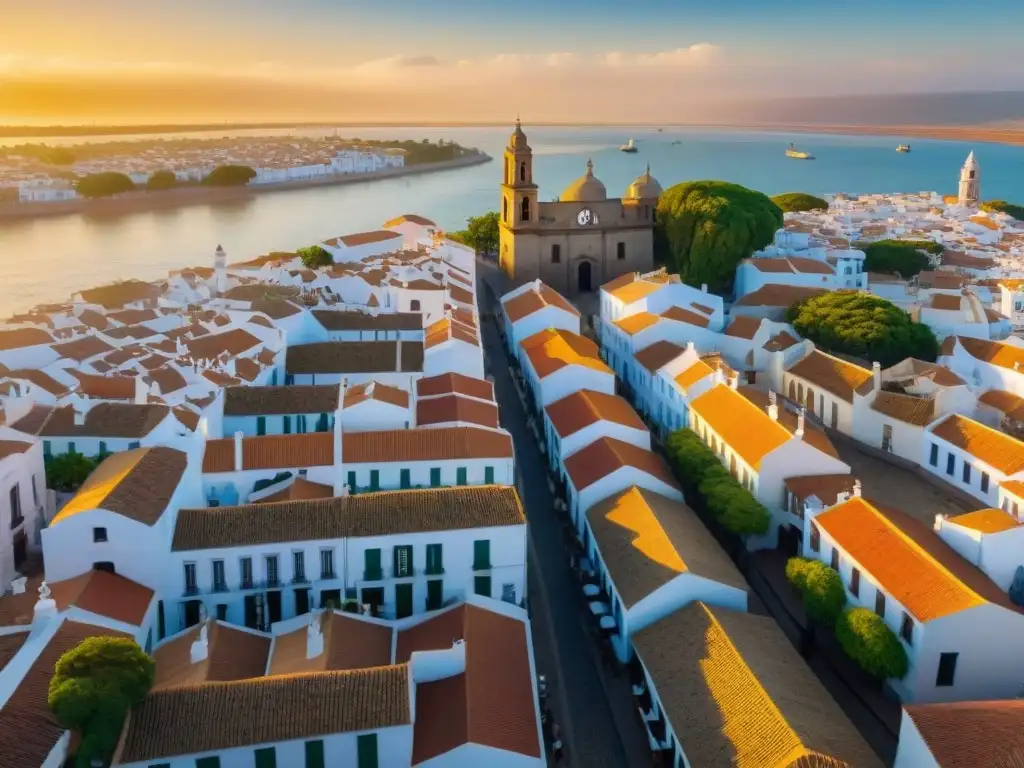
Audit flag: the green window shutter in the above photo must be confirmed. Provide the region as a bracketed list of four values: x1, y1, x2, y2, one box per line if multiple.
[426, 544, 443, 575]
[128, 441, 140, 450]
[98, 441, 107, 455]
[357, 733, 379, 768]
[317, 413, 329, 432]
[400, 469, 411, 488]
[393, 545, 412, 577]
[473, 540, 490, 570]
[304, 740, 325, 768]
[370, 469, 380, 490]
[365, 548, 382, 580]
[484, 466, 495, 484]
[283, 415, 291, 434]
[474, 574, 492, 598]
[347, 471, 357, 492]
[256, 416, 266, 436]
[254, 747, 276, 768]
[43, 440, 51, 457]
[456, 467, 468, 485]
[430, 467, 441, 487]
[196, 757, 220, 768]
[68, 441, 75, 455]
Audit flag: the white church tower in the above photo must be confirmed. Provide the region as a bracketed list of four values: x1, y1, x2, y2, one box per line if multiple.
[958, 151, 980, 206]
[213, 244, 227, 297]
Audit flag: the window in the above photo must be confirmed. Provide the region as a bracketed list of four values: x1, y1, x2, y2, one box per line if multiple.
[519, 162, 526, 182]
[8, 485, 21, 529]
[430, 468, 442, 487]
[195, 758, 220, 768]
[68, 442, 76, 454]
[520, 196, 530, 222]
[502, 197, 508, 223]
[346, 471, 357, 492]
[936, 652, 958, 687]
[320, 549, 336, 579]
[551, 244, 561, 264]
[393, 545, 412, 578]
[254, 747, 276, 768]
[426, 544, 443, 575]
[283, 415, 291, 434]
[484, 466, 495, 484]
[427, 578, 443, 611]
[410, 299, 421, 311]
[810, 524, 820, 552]
[305, 740, 325, 768]
[962, 462, 971, 484]
[364, 548, 382, 580]
[875, 590, 886, 618]
[929, 444, 939, 466]
[240, 557, 253, 588]
[256, 416, 266, 436]
[357, 733, 379, 768]
[456, 467, 468, 485]
[266, 555, 279, 587]
[31, 476, 37, 507]
[617, 242, 626, 260]
[946, 453, 955, 476]
[850, 568, 860, 597]
[212, 560, 226, 591]
[981, 472, 990, 493]
[400, 469, 411, 489]
[830, 548, 840, 570]
[474, 574, 492, 597]
[473, 540, 491, 570]
[831, 402, 838, 429]
[98, 441, 107, 455]
[216, 604, 227, 621]
[297, 415, 307, 433]
[293, 551, 306, 582]
[128, 440, 140, 450]
[184, 563, 197, 593]
[900, 612, 914, 645]
[369, 470, 380, 490]
[882, 424, 893, 452]
[43, 440, 51, 458]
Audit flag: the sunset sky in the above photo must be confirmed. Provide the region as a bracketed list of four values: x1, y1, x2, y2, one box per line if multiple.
[2, 0, 1022, 125]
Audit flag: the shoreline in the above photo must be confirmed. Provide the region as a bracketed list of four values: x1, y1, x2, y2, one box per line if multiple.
[0, 153, 491, 222]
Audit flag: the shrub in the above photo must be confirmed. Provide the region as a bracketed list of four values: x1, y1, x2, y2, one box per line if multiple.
[771, 192, 828, 213]
[982, 200, 1024, 221]
[75, 172, 135, 198]
[297, 245, 333, 269]
[863, 239, 941, 278]
[801, 561, 847, 625]
[146, 169, 178, 191]
[202, 164, 256, 186]
[786, 556, 812, 591]
[45, 452, 101, 492]
[835, 607, 909, 680]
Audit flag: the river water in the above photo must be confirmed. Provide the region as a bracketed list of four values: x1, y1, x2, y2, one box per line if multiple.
[1, 125, 1023, 315]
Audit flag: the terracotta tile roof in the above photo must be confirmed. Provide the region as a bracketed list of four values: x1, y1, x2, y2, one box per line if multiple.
[103, 324, 159, 341]
[173, 485, 524, 550]
[674, 359, 715, 392]
[79, 278, 160, 307]
[171, 405, 200, 431]
[691, 301, 715, 315]
[0, 631, 28, 673]
[660, 305, 710, 327]
[344, 426, 512, 464]
[788, 350, 873, 403]
[48, 569, 154, 626]
[4, 368, 70, 396]
[613, 311, 660, 335]
[311, 310, 421, 331]
[0, 439, 31, 461]
[1000, 479, 1024, 500]
[733, 284, 827, 307]
[784, 474, 856, 507]
[447, 284, 475, 306]
[331, 229, 403, 247]
[398, 604, 541, 763]
[952, 336, 1024, 372]
[634, 340, 684, 373]
[603, 274, 668, 304]
[31, 402, 169, 438]
[947, 508, 1023, 534]
[416, 394, 497, 428]
[545, 389, 646, 438]
[931, 413, 1024, 475]
[185, 328, 262, 360]
[223, 284, 302, 302]
[724, 315, 762, 339]
[979, 389, 1024, 421]
[985, 307, 1007, 323]
[108, 308, 158, 325]
[815, 497, 1021, 622]
[0, 620, 130, 768]
[928, 293, 963, 311]
[425, 316, 478, 349]
[904, 699, 1024, 768]
[763, 330, 801, 352]
[747, 257, 795, 273]
[285, 340, 424, 374]
[224, 384, 340, 416]
[114, 665, 411, 764]
[520, 328, 611, 380]
[919, 271, 967, 290]
[738, 386, 839, 459]
[203, 432, 333, 472]
[632, 603, 881, 768]
[871, 390, 936, 426]
[689, 384, 792, 469]
[503, 283, 579, 323]
[55, 447, 188, 526]
[564, 436, 677, 491]
[344, 381, 410, 410]
[77, 309, 109, 330]
[152, 621, 271, 690]
[257, 477, 334, 503]
[203, 369, 241, 388]
[269, 612, 392, 676]
[586, 487, 747, 607]
[250, 299, 303, 319]
[7, 405, 52, 436]
[52, 334, 115, 361]
[417, 373, 494, 401]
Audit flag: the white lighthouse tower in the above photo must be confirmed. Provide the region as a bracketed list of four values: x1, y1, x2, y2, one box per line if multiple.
[958, 151, 980, 206]
[213, 244, 227, 297]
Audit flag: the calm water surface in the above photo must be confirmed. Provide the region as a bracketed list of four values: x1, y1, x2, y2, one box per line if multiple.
[2, 125, 1023, 314]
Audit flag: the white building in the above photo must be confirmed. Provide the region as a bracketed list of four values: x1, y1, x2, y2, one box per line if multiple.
[939, 335, 1024, 396]
[894, 699, 1024, 768]
[599, 269, 725, 339]
[542, 389, 649, 474]
[285, 340, 424, 389]
[519, 328, 615, 410]
[923, 413, 1024, 507]
[17, 178, 77, 203]
[783, 349, 874, 433]
[500, 280, 581, 360]
[0, 436, 46, 589]
[221, 384, 342, 437]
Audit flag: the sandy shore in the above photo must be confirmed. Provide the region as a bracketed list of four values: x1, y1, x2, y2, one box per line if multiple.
[0, 153, 491, 222]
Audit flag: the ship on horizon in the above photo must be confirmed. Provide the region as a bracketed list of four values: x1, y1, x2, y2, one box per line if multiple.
[785, 143, 814, 160]
[897, 144, 911, 153]
[620, 138, 638, 153]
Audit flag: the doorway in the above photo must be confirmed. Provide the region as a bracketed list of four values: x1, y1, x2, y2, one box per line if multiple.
[395, 583, 413, 619]
[266, 590, 282, 624]
[182, 599, 202, 628]
[294, 587, 310, 616]
[577, 260, 593, 292]
[12, 531, 26, 570]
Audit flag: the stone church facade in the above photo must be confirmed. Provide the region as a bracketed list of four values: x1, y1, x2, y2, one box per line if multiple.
[498, 120, 661, 295]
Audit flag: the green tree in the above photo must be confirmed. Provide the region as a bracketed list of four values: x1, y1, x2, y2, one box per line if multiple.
[449, 211, 499, 256]
[145, 169, 178, 191]
[655, 180, 783, 292]
[201, 164, 256, 186]
[75, 172, 135, 198]
[786, 291, 939, 367]
[801, 560, 847, 625]
[296, 245, 333, 269]
[785, 556, 812, 591]
[981, 200, 1024, 221]
[771, 192, 828, 213]
[862, 239, 941, 278]
[835, 607, 909, 680]
[45, 452, 101, 492]
[48, 637, 155, 768]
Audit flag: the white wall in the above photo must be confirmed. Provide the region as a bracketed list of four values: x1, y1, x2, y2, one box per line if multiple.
[508, 307, 581, 360]
[417, 742, 544, 768]
[0, 441, 46, 587]
[921, 435, 1003, 507]
[893, 711, 939, 768]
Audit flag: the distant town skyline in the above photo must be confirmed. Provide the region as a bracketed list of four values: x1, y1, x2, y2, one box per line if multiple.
[3, 0, 1023, 125]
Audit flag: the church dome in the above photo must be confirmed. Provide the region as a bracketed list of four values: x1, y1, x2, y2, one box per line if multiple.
[625, 164, 663, 200]
[562, 159, 607, 202]
[509, 118, 530, 151]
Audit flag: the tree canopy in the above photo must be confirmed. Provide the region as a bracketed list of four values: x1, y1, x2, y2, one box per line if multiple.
[786, 290, 939, 367]
[655, 180, 782, 292]
[835, 607, 909, 680]
[448, 211, 499, 256]
[45, 452, 103, 492]
[145, 169, 178, 191]
[49, 636, 155, 768]
[771, 192, 829, 213]
[862, 239, 942, 278]
[297, 245, 333, 269]
[75, 172, 136, 198]
[982, 200, 1024, 221]
[786, 557, 847, 625]
[0, 143, 75, 165]
[201, 164, 256, 186]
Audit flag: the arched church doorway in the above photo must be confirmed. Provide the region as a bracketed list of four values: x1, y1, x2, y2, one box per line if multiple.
[577, 260, 593, 292]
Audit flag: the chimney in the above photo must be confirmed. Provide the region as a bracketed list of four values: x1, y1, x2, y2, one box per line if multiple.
[685, 341, 696, 354]
[767, 390, 779, 421]
[853, 479, 862, 498]
[72, 396, 87, 427]
[32, 581, 58, 627]
[728, 372, 739, 390]
[233, 431, 244, 471]
[395, 339, 402, 373]
[701, 283, 708, 293]
[189, 622, 209, 664]
[795, 407, 806, 439]
[306, 611, 325, 659]
[872, 361, 882, 391]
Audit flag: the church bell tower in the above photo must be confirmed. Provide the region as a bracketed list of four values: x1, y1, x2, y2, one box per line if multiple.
[958, 151, 980, 206]
[499, 118, 538, 279]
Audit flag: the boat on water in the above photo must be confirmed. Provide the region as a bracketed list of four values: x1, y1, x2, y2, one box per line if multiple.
[671, 140, 682, 145]
[657, 128, 664, 133]
[785, 143, 814, 160]
[897, 144, 911, 153]
[620, 138, 638, 153]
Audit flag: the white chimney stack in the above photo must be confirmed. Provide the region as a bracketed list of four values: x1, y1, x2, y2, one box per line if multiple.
[686, 341, 696, 354]
[853, 479, 862, 498]
[795, 407, 806, 439]
[190, 622, 209, 664]
[701, 283, 708, 293]
[72, 396, 87, 427]
[767, 390, 779, 421]
[306, 611, 325, 660]
[233, 431, 244, 471]
[728, 372, 739, 390]
[33, 581, 58, 626]
[872, 361, 882, 391]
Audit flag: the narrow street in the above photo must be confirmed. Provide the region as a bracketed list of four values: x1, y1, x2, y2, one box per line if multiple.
[478, 275, 644, 767]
